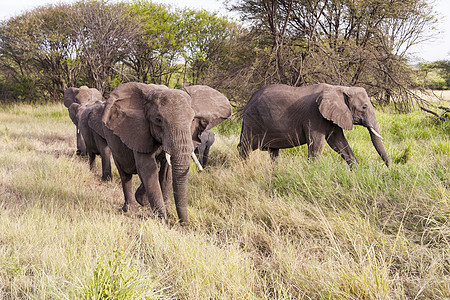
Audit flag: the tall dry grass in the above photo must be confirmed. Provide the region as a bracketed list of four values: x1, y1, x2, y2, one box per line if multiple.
[0, 101, 448, 299]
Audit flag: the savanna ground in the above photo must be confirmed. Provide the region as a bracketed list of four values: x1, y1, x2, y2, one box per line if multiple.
[0, 92, 448, 299]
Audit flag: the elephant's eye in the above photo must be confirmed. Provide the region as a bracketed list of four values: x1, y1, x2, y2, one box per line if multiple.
[362, 104, 368, 110]
[155, 116, 163, 124]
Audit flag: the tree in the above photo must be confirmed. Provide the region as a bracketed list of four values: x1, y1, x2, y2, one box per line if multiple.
[228, 0, 438, 111]
[420, 60, 450, 89]
[68, 0, 141, 93]
[0, 4, 81, 102]
[123, 1, 184, 86]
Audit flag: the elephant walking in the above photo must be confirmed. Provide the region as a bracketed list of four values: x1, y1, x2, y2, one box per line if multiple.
[195, 130, 215, 167]
[238, 83, 390, 167]
[63, 86, 103, 156]
[102, 83, 232, 225]
[67, 100, 112, 181]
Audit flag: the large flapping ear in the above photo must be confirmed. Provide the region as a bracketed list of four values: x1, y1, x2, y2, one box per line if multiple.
[182, 85, 232, 131]
[88, 87, 103, 102]
[68, 103, 80, 125]
[102, 82, 162, 153]
[63, 87, 78, 108]
[86, 101, 106, 139]
[316, 84, 353, 131]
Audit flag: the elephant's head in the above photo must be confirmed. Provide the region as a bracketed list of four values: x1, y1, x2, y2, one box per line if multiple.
[64, 86, 103, 156]
[63, 86, 103, 108]
[316, 84, 390, 166]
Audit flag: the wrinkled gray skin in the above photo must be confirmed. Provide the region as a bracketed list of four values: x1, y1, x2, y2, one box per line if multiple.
[64, 86, 103, 156]
[195, 130, 215, 167]
[79, 102, 112, 181]
[102, 83, 232, 225]
[67, 101, 112, 181]
[239, 83, 390, 167]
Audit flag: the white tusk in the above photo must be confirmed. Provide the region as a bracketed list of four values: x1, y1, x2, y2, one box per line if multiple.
[191, 152, 203, 172]
[370, 127, 383, 140]
[165, 152, 172, 166]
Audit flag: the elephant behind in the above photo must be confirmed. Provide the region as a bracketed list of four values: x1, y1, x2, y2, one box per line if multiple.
[238, 83, 390, 167]
[64, 86, 103, 156]
[102, 83, 232, 225]
[77, 101, 112, 181]
[195, 130, 215, 167]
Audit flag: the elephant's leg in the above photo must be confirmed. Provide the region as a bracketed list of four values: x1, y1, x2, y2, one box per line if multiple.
[96, 136, 112, 181]
[269, 148, 279, 160]
[135, 183, 148, 206]
[238, 127, 252, 160]
[326, 127, 358, 167]
[100, 147, 112, 181]
[117, 168, 134, 212]
[306, 132, 325, 160]
[88, 153, 97, 172]
[135, 152, 167, 223]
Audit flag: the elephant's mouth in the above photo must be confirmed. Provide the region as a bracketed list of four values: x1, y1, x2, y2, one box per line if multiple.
[164, 151, 203, 171]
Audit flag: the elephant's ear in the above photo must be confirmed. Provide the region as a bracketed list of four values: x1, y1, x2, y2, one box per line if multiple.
[63, 87, 78, 108]
[68, 103, 80, 125]
[316, 85, 353, 131]
[89, 88, 103, 102]
[102, 83, 156, 153]
[87, 102, 106, 139]
[182, 85, 232, 130]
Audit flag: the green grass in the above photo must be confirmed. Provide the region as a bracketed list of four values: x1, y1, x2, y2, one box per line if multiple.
[0, 102, 448, 299]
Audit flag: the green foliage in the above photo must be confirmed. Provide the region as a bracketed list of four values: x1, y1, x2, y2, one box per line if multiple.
[80, 249, 161, 300]
[419, 60, 450, 89]
[212, 119, 242, 136]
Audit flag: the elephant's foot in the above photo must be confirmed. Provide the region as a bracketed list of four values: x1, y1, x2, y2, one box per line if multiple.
[121, 202, 139, 213]
[101, 174, 112, 181]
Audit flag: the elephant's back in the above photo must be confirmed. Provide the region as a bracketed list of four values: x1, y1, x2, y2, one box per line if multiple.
[243, 84, 318, 125]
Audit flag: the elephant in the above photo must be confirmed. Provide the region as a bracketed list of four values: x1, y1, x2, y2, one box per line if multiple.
[75, 101, 112, 181]
[102, 83, 232, 225]
[63, 86, 103, 156]
[195, 130, 215, 167]
[238, 83, 390, 167]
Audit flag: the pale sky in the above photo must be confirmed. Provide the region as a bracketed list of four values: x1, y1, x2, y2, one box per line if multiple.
[1, 0, 449, 62]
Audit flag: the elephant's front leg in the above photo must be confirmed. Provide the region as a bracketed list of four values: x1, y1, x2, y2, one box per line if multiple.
[117, 167, 134, 212]
[326, 127, 358, 167]
[135, 152, 167, 223]
[88, 153, 97, 172]
[95, 135, 112, 181]
[305, 129, 325, 160]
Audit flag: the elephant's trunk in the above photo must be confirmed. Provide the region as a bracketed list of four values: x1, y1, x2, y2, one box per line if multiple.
[166, 128, 194, 225]
[367, 124, 390, 167]
[171, 154, 190, 225]
[76, 127, 87, 156]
